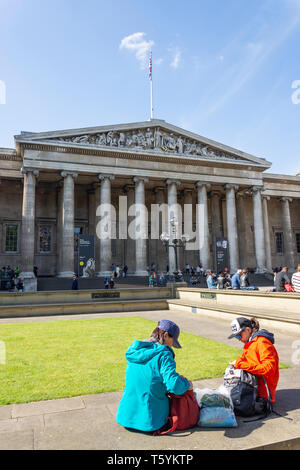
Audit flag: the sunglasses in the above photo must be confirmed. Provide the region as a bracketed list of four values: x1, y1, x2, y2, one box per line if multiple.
[235, 329, 245, 340]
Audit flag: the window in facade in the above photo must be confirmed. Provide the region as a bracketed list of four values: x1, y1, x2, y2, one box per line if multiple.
[39, 225, 52, 253]
[296, 233, 300, 254]
[5, 225, 18, 252]
[275, 232, 284, 254]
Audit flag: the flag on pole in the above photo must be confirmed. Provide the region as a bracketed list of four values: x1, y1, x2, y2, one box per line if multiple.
[149, 52, 152, 81]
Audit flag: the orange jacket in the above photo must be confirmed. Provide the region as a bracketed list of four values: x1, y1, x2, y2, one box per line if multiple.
[235, 333, 279, 403]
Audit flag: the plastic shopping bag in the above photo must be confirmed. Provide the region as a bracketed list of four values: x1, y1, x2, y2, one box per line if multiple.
[194, 387, 238, 428]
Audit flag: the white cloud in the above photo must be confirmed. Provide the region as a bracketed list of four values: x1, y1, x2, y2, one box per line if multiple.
[119, 32, 154, 69]
[170, 50, 181, 69]
[154, 58, 164, 66]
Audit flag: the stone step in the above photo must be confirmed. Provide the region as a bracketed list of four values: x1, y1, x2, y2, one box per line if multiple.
[0, 298, 169, 318]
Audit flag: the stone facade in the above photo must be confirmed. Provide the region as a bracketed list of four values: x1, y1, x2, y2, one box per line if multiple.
[0, 120, 299, 289]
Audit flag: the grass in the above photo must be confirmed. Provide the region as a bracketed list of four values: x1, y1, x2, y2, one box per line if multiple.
[0, 316, 289, 406]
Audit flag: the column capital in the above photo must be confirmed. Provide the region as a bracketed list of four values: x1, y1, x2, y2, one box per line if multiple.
[279, 196, 293, 203]
[262, 195, 270, 201]
[133, 176, 149, 184]
[224, 183, 239, 192]
[98, 173, 115, 182]
[61, 171, 78, 179]
[21, 167, 39, 177]
[250, 185, 265, 194]
[165, 178, 181, 186]
[195, 181, 211, 190]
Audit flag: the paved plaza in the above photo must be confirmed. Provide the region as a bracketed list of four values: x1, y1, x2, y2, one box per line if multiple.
[0, 308, 299, 450]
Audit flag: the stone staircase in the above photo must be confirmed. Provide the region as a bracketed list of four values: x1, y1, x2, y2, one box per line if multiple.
[36, 272, 273, 291]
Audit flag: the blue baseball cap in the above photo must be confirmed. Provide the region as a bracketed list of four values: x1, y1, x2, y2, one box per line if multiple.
[158, 319, 182, 349]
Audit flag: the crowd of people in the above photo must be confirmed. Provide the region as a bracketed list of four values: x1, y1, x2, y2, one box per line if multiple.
[0, 265, 25, 292]
[203, 265, 300, 293]
[103, 264, 129, 289]
[205, 268, 258, 290]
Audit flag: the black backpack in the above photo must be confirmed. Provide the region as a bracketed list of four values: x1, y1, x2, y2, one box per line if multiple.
[223, 366, 258, 417]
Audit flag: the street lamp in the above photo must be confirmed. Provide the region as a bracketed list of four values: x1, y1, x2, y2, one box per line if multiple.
[160, 217, 191, 281]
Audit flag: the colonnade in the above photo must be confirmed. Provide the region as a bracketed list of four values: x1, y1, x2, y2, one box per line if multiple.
[20, 168, 297, 282]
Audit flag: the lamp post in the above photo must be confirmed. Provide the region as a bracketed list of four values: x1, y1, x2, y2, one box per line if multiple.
[160, 217, 191, 282]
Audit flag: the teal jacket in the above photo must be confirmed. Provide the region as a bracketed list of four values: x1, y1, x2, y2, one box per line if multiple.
[116, 339, 190, 432]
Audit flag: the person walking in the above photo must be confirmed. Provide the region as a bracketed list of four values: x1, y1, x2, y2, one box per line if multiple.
[72, 274, 79, 290]
[116, 319, 192, 432]
[228, 317, 279, 406]
[292, 265, 300, 293]
[275, 267, 290, 292]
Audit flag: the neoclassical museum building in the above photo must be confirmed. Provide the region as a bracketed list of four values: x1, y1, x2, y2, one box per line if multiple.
[0, 119, 299, 290]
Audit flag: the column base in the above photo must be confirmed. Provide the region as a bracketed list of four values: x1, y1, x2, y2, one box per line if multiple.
[19, 273, 37, 292]
[57, 271, 75, 278]
[255, 267, 268, 274]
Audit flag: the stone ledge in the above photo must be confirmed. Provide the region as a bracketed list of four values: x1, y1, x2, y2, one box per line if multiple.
[167, 299, 300, 325]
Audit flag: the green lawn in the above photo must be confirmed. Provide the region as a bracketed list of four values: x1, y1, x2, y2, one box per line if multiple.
[0, 316, 288, 406]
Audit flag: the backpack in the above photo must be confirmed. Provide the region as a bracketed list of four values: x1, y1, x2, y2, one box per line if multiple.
[223, 366, 257, 417]
[153, 390, 199, 435]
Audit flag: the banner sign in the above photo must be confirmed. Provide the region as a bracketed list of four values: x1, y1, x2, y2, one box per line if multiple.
[215, 237, 228, 273]
[78, 235, 95, 277]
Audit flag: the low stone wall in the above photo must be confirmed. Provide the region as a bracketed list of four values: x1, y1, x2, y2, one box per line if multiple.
[0, 287, 172, 318]
[175, 288, 300, 315]
[0, 287, 172, 306]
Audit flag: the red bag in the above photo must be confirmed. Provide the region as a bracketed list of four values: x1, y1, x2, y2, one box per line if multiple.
[153, 390, 199, 435]
[284, 283, 294, 292]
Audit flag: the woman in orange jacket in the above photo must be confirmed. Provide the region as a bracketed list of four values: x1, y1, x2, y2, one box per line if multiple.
[228, 317, 279, 404]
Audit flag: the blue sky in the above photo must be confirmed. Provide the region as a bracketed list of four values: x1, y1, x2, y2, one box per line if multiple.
[1, 0, 300, 174]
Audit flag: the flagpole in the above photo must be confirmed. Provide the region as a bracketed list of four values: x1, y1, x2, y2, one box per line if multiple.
[149, 51, 154, 120]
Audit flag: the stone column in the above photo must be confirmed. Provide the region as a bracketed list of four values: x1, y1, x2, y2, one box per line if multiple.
[236, 192, 247, 269]
[211, 190, 223, 270]
[166, 179, 181, 274]
[56, 182, 63, 276]
[183, 188, 194, 267]
[224, 184, 239, 273]
[195, 182, 211, 271]
[251, 186, 267, 273]
[20, 168, 39, 291]
[57, 171, 77, 278]
[153, 186, 167, 271]
[262, 195, 272, 271]
[133, 176, 149, 276]
[123, 184, 136, 274]
[280, 197, 295, 270]
[96, 174, 115, 277]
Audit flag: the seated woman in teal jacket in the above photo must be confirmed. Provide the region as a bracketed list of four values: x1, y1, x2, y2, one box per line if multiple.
[116, 319, 192, 432]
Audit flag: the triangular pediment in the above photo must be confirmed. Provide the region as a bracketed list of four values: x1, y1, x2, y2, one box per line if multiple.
[14, 120, 271, 168]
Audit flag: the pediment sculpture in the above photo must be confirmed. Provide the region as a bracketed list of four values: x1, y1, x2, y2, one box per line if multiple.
[51, 127, 241, 162]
